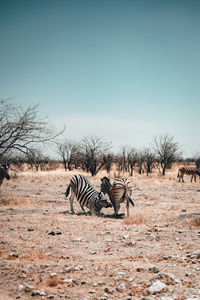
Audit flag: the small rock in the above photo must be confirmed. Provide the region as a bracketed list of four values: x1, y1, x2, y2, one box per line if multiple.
[75, 265, 83, 270]
[74, 237, 83, 242]
[155, 273, 177, 284]
[118, 271, 127, 276]
[136, 267, 144, 272]
[89, 250, 97, 255]
[28, 228, 34, 232]
[49, 272, 57, 278]
[65, 266, 74, 273]
[64, 278, 78, 285]
[31, 290, 40, 296]
[10, 253, 19, 258]
[40, 291, 46, 296]
[163, 256, 172, 260]
[117, 283, 126, 292]
[25, 284, 35, 292]
[128, 277, 134, 282]
[18, 285, 24, 291]
[149, 266, 159, 273]
[106, 238, 112, 242]
[123, 235, 130, 240]
[48, 231, 55, 236]
[148, 280, 166, 294]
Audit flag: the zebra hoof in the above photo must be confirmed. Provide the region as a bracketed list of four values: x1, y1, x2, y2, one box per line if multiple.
[114, 213, 125, 219]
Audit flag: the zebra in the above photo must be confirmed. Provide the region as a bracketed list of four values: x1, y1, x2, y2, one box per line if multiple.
[177, 167, 200, 183]
[65, 174, 112, 215]
[0, 166, 10, 186]
[100, 176, 134, 217]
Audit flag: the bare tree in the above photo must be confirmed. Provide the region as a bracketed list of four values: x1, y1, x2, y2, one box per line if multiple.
[193, 153, 200, 169]
[142, 147, 156, 175]
[103, 152, 114, 174]
[127, 148, 138, 176]
[116, 146, 129, 174]
[153, 134, 181, 176]
[26, 149, 48, 171]
[81, 136, 111, 176]
[57, 139, 80, 171]
[0, 99, 64, 160]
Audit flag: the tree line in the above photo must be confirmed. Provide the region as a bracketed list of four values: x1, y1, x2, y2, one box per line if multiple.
[0, 99, 199, 176]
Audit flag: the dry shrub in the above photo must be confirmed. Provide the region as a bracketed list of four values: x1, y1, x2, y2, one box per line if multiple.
[20, 249, 45, 262]
[188, 217, 200, 227]
[124, 214, 146, 225]
[178, 213, 200, 228]
[0, 195, 30, 206]
[46, 277, 59, 287]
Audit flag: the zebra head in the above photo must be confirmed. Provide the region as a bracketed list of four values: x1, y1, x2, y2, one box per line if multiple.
[97, 192, 112, 209]
[100, 177, 112, 196]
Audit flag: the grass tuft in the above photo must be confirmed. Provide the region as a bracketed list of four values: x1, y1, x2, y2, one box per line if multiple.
[123, 214, 146, 225]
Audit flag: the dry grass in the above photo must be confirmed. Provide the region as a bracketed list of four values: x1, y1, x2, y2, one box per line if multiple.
[20, 249, 46, 261]
[188, 217, 200, 227]
[1, 167, 200, 299]
[46, 277, 59, 287]
[123, 214, 146, 225]
[0, 195, 30, 206]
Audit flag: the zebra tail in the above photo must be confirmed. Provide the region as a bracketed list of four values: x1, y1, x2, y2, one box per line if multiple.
[65, 184, 71, 199]
[128, 197, 135, 207]
[122, 189, 135, 207]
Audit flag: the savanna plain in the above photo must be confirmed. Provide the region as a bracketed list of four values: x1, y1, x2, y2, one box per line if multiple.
[0, 166, 200, 300]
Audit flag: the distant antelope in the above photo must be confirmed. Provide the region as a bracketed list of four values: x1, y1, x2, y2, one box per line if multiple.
[177, 167, 200, 183]
[100, 177, 134, 217]
[0, 166, 10, 186]
[65, 174, 112, 215]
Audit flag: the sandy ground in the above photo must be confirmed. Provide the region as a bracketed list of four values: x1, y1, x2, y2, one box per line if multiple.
[0, 168, 200, 300]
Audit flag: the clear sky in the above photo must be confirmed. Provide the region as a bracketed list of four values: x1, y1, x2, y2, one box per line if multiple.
[0, 0, 200, 157]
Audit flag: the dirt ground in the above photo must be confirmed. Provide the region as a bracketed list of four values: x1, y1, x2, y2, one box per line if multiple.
[0, 167, 200, 300]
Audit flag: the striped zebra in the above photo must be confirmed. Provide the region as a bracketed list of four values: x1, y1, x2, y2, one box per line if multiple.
[177, 167, 200, 183]
[0, 166, 10, 186]
[100, 177, 134, 217]
[65, 174, 112, 215]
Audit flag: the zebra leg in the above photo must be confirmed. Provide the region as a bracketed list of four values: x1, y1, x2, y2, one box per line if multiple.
[126, 199, 130, 218]
[113, 200, 120, 216]
[80, 204, 86, 212]
[69, 191, 75, 214]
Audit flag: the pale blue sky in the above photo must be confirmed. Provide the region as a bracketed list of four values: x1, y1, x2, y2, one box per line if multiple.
[0, 0, 200, 156]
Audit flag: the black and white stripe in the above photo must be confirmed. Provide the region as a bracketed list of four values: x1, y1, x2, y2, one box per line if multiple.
[177, 167, 200, 183]
[65, 174, 112, 215]
[101, 177, 134, 217]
